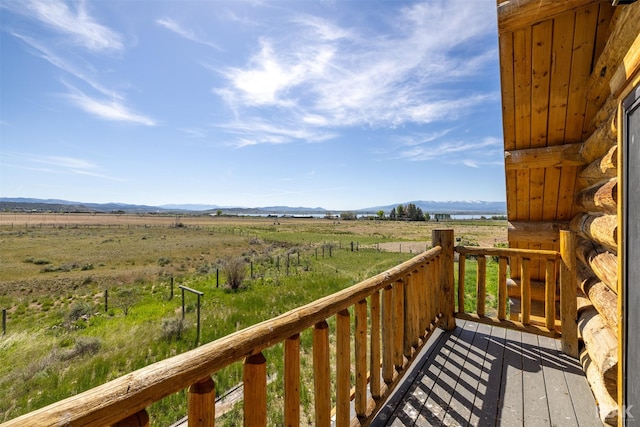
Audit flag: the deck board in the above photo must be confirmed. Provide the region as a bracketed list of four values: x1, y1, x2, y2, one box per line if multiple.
[371, 319, 601, 427]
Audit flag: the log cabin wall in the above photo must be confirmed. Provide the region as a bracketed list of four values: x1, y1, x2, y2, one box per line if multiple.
[497, 1, 640, 424]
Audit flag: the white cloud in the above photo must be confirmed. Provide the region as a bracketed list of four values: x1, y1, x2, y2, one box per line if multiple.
[213, 0, 498, 146]
[63, 85, 156, 126]
[23, 0, 124, 52]
[400, 136, 502, 164]
[219, 119, 336, 148]
[156, 17, 221, 50]
[21, 154, 125, 180]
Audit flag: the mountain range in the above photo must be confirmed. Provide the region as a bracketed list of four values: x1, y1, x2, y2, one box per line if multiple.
[0, 198, 506, 215]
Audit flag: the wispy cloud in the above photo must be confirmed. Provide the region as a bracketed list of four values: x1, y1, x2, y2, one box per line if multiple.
[214, 1, 498, 146]
[63, 84, 156, 126]
[20, 0, 124, 52]
[11, 33, 122, 99]
[15, 154, 126, 181]
[220, 119, 336, 148]
[399, 136, 502, 166]
[156, 17, 221, 50]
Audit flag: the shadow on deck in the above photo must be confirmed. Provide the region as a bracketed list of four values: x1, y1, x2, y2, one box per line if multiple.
[372, 319, 602, 427]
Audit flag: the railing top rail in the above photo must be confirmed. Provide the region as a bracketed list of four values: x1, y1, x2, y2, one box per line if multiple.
[455, 245, 561, 260]
[3, 246, 442, 427]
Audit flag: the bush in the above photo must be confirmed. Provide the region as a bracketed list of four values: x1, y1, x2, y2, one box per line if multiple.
[224, 257, 247, 291]
[62, 336, 101, 360]
[67, 301, 92, 322]
[161, 317, 186, 341]
[157, 257, 171, 267]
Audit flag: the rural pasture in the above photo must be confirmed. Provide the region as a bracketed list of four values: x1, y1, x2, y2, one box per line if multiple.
[0, 213, 506, 425]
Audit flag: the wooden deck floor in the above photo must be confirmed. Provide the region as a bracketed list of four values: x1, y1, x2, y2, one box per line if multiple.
[371, 319, 602, 427]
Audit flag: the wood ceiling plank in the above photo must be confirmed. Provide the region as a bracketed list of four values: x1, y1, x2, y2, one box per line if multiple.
[544, 11, 577, 223]
[514, 27, 532, 221]
[558, 4, 599, 221]
[499, 31, 518, 219]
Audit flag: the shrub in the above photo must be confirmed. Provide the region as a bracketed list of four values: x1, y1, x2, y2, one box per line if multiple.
[161, 317, 186, 341]
[158, 257, 171, 267]
[62, 336, 101, 360]
[224, 257, 247, 291]
[67, 301, 92, 322]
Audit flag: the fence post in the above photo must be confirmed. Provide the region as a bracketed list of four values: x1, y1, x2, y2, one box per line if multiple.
[560, 230, 578, 357]
[433, 229, 455, 330]
[188, 377, 215, 427]
[170, 277, 174, 300]
[104, 289, 108, 313]
[2, 309, 6, 336]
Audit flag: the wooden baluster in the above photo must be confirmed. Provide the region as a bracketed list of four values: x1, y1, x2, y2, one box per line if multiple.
[313, 321, 331, 426]
[403, 273, 414, 357]
[244, 352, 267, 426]
[498, 256, 508, 320]
[393, 279, 405, 370]
[419, 264, 428, 336]
[458, 254, 466, 313]
[336, 309, 351, 426]
[411, 269, 420, 345]
[477, 255, 487, 317]
[382, 284, 395, 384]
[355, 299, 368, 418]
[188, 376, 215, 427]
[560, 231, 578, 357]
[423, 263, 432, 333]
[433, 229, 456, 330]
[370, 291, 381, 399]
[111, 409, 149, 427]
[521, 258, 531, 325]
[429, 260, 438, 328]
[545, 259, 557, 332]
[285, 334, 300, 427]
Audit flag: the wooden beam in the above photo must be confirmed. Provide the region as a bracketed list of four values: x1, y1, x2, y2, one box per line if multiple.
[508, 221, 568, 244]
[610, 30, 640, 98]
[575, 178, 617, 215]
[577, 146, 617, 189]
[498, 0, 607, 34]
[504, 143, 586, 170]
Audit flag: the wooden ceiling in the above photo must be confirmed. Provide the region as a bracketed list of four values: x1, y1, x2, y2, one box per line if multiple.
[497, 0, 615, 248]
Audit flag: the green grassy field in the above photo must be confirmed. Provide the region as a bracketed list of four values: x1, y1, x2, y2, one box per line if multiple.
[0, 214, 506, 424]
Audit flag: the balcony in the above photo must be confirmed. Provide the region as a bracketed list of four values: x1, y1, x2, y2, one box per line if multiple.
[1, 229, 598, 427]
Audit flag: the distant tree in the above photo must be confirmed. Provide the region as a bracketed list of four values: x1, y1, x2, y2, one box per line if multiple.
[377, 210, 385, 219]
[216, 209, 222, 216]
[415, 207, 425, 221]
[389, 207, 397, 220]
[340, 211, 356, 220]
[424, 212, 431, 221]
[224, 257, 246, 291]
[396, 204, 405, 219]
[406, 203, 417, 220]
[113, 288, 141, 316]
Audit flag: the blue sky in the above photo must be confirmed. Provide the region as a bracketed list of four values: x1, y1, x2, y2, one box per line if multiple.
[1, 0, 504, 210]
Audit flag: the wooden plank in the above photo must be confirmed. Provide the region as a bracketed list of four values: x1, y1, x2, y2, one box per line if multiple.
[498, 0, 605, 34]
[521, 332, 552, 426]
[336, 309, 351, 426]
[508, 220, 567, 245]
[284, 334, 300, 427]
[544, 11, 575, 224]
[514, 26, 532, 222]
[469, 325, 507, 426]
[418, 321, 478, 425]
[313, 321, 331, 427]
[555, 340, 603, 427]
[370, 291, 381, 399]
[442, 322, 492, 426]
[538, 335, 579, 427]
[498, 328, 524, 425]
[355, 299, 368, 418]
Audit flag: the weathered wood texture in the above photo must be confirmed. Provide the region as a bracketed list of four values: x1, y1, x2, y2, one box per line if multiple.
[580, 349, 618, 426]
[577, 146, 617, 189]
[575, 178, 617, 214]
[578, 307, 618, 400]
[578, 262, 618, 333]
[504, 143, 585, 169]
[576, 237, 618, 292]
[571, 213, 618, 253]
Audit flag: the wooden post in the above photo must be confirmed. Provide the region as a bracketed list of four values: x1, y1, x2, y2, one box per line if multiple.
[370, 291, 381, 399]
[433, 229, 456, 330]
[498, 257, 508, 320]
[560, 230, 579, 358]
[285, 334, 300, 427]
[458, 254, 466, 313]
[521, 258, 531, 325]
[393, 279, 405, 369]
[355, 299, 368, 418]
[105, 289, 108, 312]
[382, 285, 394, 384]
[216, 269, 219, 288]
[313, 321, 331, 427]
[188, 377, 215, 427]
[111, 409, 150, 427]
[336, 310, 351, 426]
[196, 294, 201, 345]
[243, 352, 267, 426]
[2, 309, 6, 336]
[477, 256, 487, 317]
[182, 287, 186, 319]
[170, 277, 174, 299]
[545, 259, 557, 332]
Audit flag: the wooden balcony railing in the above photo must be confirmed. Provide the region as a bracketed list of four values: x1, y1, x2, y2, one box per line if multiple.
[454, 230, 578, 357]
[1, 229, 578, 427]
